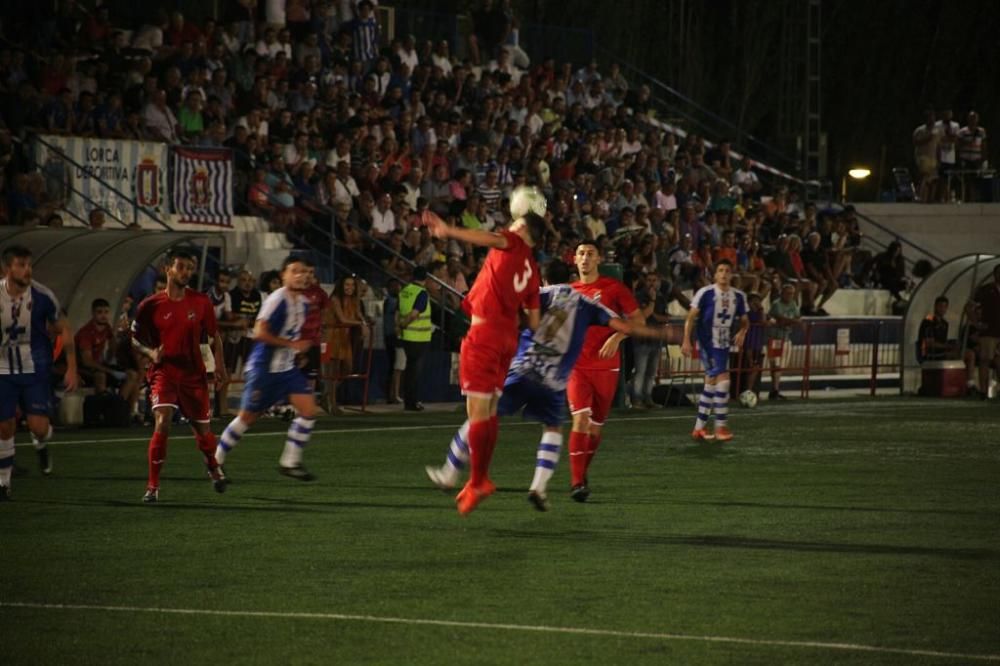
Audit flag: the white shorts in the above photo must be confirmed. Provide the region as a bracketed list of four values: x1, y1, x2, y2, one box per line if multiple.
[394, 347, 407, 371]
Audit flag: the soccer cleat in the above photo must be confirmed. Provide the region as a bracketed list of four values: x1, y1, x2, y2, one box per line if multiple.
[142, 487, 159, 504]
[0, 484, 11, 501]
[206, 465, 227, 494]
[691, 428, 716, 441]
[207, 463, 231, 484]
[714, 426, 734, 442]
[456, 479, 496, 515]
[278, 464, 316, 481]
[570, 484, 591, 503]
[37, 447, 52, 476]
[528, 490, 550, 512]
[425, 465, 458, 490]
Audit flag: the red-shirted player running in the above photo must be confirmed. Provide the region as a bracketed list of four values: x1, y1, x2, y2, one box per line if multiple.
[567, 241, 642, 502]
[131, 248, 228, 503]
[422, 208, 545, 515]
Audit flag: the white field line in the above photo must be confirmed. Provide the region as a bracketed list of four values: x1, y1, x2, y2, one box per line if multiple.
[14, 400, 982, 448]
[1, 601, 997, 662]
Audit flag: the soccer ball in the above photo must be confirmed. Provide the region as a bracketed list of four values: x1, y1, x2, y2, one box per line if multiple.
[739, 390, 758, 409]
[510, 185, 547, 219]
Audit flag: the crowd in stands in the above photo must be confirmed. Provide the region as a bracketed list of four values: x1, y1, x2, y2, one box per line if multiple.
[17, 1, 999, 414]
[0, 0, 921, 321]
[911, 108, 990, 203]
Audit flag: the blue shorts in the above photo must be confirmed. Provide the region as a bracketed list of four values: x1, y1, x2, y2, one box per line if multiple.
[498, 374, 566, 427]
[698, 345, 731, 378]
[0, 373, 51, 421]
[240, 369, 311, 414]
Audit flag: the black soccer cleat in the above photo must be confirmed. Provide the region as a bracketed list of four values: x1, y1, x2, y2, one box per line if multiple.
[142, 487, 159, 504]
[278, 464, 316, 481]
[206, 464, 228, 493]
[0, 484, 11, 501]
[528, 490, 550, 512]
[37, 447, 52, 476]
[570, 484, 591, 503]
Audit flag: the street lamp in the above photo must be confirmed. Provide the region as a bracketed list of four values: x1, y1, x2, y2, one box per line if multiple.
[841, 167, 872, 202]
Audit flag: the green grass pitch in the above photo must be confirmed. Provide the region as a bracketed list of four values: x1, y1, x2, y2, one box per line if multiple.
[3, 398, 999, 665]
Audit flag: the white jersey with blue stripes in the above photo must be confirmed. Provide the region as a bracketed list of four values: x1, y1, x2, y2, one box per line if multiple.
[508, 285, 615, 391]
[0, 279, 60, 376]
[691, 284, 747, 351]
[246, 287, 307, 374]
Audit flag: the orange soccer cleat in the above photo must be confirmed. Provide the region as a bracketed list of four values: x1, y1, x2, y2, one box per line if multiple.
[714, 426, 734, 442]
[456, 479, 497, 515]
[691, 428, 716, 441]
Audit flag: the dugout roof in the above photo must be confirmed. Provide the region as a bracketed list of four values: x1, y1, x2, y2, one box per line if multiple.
[0, 227, 224, 327]
[901, 253, 1000, 394]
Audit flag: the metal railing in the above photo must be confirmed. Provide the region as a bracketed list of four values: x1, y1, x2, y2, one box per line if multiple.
[655, 317, 902, 399]
[596, 46, 799, 176]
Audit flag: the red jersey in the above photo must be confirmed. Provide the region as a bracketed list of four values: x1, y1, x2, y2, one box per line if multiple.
[133, 288, 218, 375]
[572, 276, 639, 371]
[301, 284, 330, 343]
[75, 320, 113, 365]
[462, 229, 541, 330]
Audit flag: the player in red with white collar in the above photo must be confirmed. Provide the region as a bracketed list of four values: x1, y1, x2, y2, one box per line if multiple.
[131, 247, 227, 503]
[566, 241, 643, 502]
[422, 208, 545, 515]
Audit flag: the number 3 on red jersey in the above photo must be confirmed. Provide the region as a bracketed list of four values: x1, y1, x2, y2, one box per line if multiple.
[513, 259, 533, 293]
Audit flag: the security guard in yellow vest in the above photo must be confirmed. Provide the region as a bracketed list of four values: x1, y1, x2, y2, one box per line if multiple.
[398, 266, 432, 411]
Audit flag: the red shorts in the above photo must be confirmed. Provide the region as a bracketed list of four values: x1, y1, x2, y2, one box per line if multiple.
[567, 368, 620, 425]
[459, 324, 518, 398]
[148, 368, 212, 423]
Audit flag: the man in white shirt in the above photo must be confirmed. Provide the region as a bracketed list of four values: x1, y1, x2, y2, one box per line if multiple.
[396, 34, 419, 73]
[331, 161, 360, 207]
[371, 192, 397, 240]
[935, 108, 960, 202]
[143, 90, 179, 143]
[732, 156, 762, 194]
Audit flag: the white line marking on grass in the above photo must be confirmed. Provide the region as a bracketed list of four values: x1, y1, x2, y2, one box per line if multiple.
[16, 400, 979, 448]
[2, 601, 997, 662]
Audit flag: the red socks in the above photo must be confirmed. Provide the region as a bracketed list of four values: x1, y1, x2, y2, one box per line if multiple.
[195, 431, 219, 469]
[568, 430, 589, 487]
[467, 419, 491, 487]
[584, 433, 602, 477]
[147, 432, 168, 489]
[467, 416, 501, 487]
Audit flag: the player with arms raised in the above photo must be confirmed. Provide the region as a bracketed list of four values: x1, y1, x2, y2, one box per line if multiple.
[132, 247, 227, 503]
[0, 245, 78, 499]
[422, 207, 545, 515]
[682, 260, 749, 441]
[566, 241, 643, 502]
[215, 256, 319, 480]
[426, 260, 671, 510]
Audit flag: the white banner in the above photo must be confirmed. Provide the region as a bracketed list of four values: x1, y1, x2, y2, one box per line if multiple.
[34, 134, 167, 225]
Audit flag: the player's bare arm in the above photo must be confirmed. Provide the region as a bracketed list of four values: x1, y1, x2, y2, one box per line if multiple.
[421, 210, 509, 249]
[598, 309, 644, 358]
[254, 319, 311, 353]
[681, 306, 699, 357]
[212, 331, 227, 385]
[54, 316, 78, 392]
[732, 313, 750, 348]
[524, 307, 540, 331]
[608, 317, 672, 341]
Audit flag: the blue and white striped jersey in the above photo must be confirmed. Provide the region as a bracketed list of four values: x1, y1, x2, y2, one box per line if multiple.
[508, 285, 615, 391]
[245, 287, 306, 374]
[691, 284, 747, 351]
[0, 279, 60, 375]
